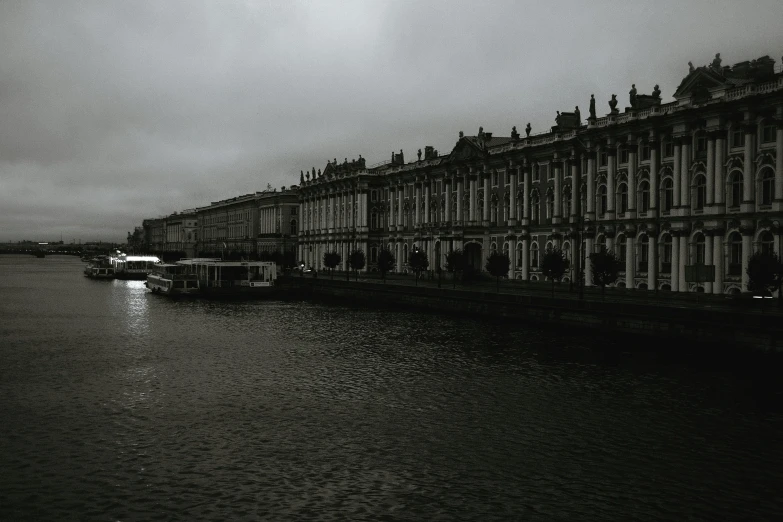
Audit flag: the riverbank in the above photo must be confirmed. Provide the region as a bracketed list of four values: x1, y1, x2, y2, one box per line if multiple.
[280, 275, 783, 354]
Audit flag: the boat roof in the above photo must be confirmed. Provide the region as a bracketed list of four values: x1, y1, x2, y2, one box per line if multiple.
[154, 263, 181, 268]
[176, 258, 275, 267]
[115, 255, 161, 262]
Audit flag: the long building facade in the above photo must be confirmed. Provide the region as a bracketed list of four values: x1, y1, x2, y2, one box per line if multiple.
[298, 54, 783, 294]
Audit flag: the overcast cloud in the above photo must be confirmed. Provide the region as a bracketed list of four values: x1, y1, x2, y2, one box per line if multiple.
[1, 0, 782, 242]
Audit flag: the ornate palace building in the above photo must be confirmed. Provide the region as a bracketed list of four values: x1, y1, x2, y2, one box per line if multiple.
[298, 53, 783, 294]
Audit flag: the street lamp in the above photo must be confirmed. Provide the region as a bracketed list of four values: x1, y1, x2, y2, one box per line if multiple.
[578, 216, 591, 300]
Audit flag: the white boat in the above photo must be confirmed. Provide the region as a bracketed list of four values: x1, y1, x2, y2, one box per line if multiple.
[111, 254, 162, 280]
[175, 258, 278, 298]
[146, 263, 200, 296]
[84, 256, 115, 279]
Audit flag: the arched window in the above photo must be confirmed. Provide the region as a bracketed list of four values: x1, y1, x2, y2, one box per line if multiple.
[491, 199, 498, 223]
[617, 184, 628, 214]
[580, 185, 587, 217]
[531, 194, 540, 224]
[562, 241, 571, 264]
[516, 192, 524, 221]
[661, 234, 673, 273]
[729, 171, 743, 207]
[530, 242, 539, 268]
[516, 243, 524, 267]
[290, 219, 298, 235]
[503, 195, 510, 223]
[503, 242, 509, 257]
[562, 189, 572, 217]
[490, 242, 498, 255]
[638, 180, 650, 213]
[617, 234, 626, 263]
[546, 191, 554, 221]
[595, 234, 606, 254]
[693, 233, 705, 264]
[693, 174, 707, 211]
[403, 243, 409, 265]
[661, 178, 674, 211]
[638, 234, 649, 271]
[760, 230, 775, 255]
[760, 168, 775, 206]
[729, 232, 742, 276]
[597, 185, 607, 216]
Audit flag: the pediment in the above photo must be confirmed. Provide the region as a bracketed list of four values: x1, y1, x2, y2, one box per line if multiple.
[673, 68, 725, 99]
[445, 137, 489, 164]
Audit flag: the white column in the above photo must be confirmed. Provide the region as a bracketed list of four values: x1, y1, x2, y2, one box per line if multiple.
[553, 161, 562, 222]
[625, 235, 634, 288]
[743, 125, 754, 212]
[586, 153, 596, 219]
[776, 122, 783, 205]
[704, 234, 713, 293]
[456, 177, 464, 223]
[570, 159, 579, 219]
[521, 238, 530, 280]
[706, 136, 715, 209]
[680, 138, 690, 213]
[585, 237, 593, 286]
[469, 174, 478, 223]
[715, 134, 725, 207]
[482, 173, 490, 223]
[673, 140, 682, 209]
[628, 145, 637, 216]
[444, 180, 452, 224]
[649, 140, 659, 212]
[648, 235, 657, 290]
[509, 238, 516, 278]
[678, 235, 688, 292]
[397, 186, 404, 227]
[396, 242, 402, 272]
[713, 233, 724, 294]
[523, 163, 532, 223]
[509, 166, 518, 226]
[671, 235, 679, 291]
[424, 184, 430, 224]
[741, 233, 751, 292]
[606, 147, 616, 217]
[415, 184, 422, 226]
[389, 188, 396, 229]
[361, 192, 368, 228]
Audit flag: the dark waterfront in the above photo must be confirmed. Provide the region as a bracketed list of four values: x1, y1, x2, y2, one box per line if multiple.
[1, 255, 782, 521]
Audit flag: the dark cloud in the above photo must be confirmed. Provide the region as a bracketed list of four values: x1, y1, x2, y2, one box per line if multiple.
[1, 0, 781, 241]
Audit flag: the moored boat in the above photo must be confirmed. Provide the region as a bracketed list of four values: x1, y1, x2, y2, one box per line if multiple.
[146, 263, 200, 296]
[84, 256, 115, 279]
[111, 254, 162, 280]
[176, 258, 278, 298]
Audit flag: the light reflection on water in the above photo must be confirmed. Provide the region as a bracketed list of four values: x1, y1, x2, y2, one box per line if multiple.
[0, 255, 782, 521]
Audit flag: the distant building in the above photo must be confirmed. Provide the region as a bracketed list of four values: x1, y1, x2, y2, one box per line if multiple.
[194, 187, 299, 260]
[298, 53, 783, 295]
[141, 211, 198, 257]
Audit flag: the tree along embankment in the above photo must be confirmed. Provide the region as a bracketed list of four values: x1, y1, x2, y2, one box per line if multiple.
[279, 276, 783, 354]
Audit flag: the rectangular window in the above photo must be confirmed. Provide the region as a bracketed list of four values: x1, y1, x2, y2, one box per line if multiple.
[371, 191, 378, 201]
[291, 207, 297, 216]
[695, 135, 707, 152]
[641, 144, 651, 160]
[762, 122, 776, 143]
[663, 140, 674, 157]
[620, 149, 629, 164]
[600, 151, 608, 167]
[732, 129, 745, 148]
[492, 172, 498, 186]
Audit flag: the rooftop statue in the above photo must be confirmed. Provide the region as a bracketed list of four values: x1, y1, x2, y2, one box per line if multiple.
[300, 171, 304, 183]
[574, 106, 581, 123]
[629, 84, 637, 108]
[317, 168, 321, 177]
[511, 126, 519, 139]
[652, 84, 661, 98]
[478, 126, 484, 138]
[609, 94, 618, 113]
[688, 61, 695, 73]
[525, 122, 531, 137]
[417, 149, 422, 161]
[459, 131, 464, 138]
[305, 171, 310, 181]
[312, 167, 316, 178]
[711, 53, 722, 70]
[589, 94, 596, 119]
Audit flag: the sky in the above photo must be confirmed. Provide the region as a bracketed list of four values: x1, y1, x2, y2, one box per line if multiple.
[1, 0, 782, 242]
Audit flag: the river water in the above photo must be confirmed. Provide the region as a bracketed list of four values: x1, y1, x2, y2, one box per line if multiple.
[1, 255, 782, 521]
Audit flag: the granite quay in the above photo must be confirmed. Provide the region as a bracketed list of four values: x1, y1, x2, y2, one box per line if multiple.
[281, 273, 783, 353]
